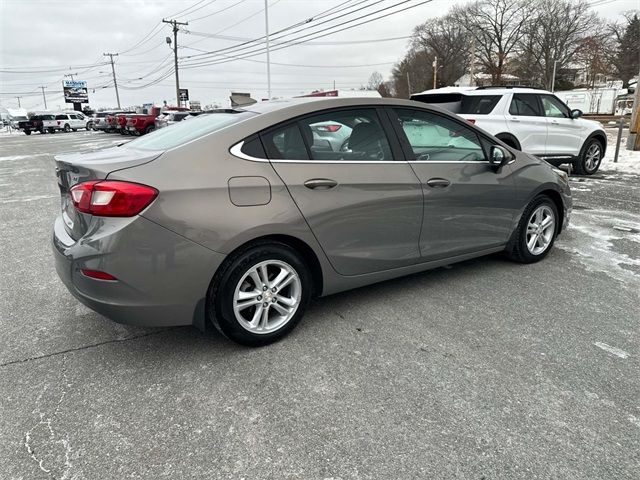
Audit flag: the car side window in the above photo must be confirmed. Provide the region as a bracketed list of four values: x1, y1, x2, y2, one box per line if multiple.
[296, 109, 392, 161]
[393, 108, 485, 162]
[261, 124, 310, 160]
[55, 114, 67, 120]
[509, 94, 542, 116]
[540, 95, 569, 118]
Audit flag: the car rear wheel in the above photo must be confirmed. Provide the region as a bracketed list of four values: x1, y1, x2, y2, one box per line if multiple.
[24, 130, 31, 135]
[63, 124, 71, 132]
[208, 242, 312, 346]
[506, 195, 558, 263]
[145, 125, 155, 135]
[573, 139, 603, 175]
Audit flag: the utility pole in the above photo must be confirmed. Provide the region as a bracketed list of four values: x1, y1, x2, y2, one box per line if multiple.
[264, 0, 272, 100]
[103, 53, 121, 109]
[15, 96, 21, 108]
[39, 86, 47, 110]
[163, 18, 188, 107]
[432, 56, 438, 89]
[628, 65, 640, 151]
[64, 72, 77, 81]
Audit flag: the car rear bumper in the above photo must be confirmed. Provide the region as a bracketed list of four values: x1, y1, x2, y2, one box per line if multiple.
[52, 214, 226, 328]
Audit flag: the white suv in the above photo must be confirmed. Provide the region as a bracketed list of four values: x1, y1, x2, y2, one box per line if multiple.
[54, 112, 90, 132]
[411, 87, 607, 175]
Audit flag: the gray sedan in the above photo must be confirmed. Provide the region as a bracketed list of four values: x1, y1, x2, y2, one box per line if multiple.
[53, 97, 571, 346]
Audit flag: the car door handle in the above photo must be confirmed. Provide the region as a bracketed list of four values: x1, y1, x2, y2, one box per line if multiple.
[304, 178, 338, 190]
[426, 178, 450, 188]
[509, 117, 520, 122]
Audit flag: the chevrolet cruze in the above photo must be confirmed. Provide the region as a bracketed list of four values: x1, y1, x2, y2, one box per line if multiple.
[53, 97, 571, 346]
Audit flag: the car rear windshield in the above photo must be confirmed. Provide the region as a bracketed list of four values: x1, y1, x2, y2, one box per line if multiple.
[410, 93, 500, 115]
[127, 111, 257, 151]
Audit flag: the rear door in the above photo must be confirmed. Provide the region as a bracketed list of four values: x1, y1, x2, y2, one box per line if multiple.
[506, 93, 548, 155]
[261, 107, 423, 276]
[539, 94, 582, 157]
[387, 107, 517, 261]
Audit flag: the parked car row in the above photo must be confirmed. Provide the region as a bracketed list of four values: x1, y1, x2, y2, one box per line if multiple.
[92, 108, 204, 136]
[18, 111, 92, 135]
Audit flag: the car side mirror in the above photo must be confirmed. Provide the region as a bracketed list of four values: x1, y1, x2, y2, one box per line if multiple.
[570, 109, 583, 119]
[489, 145, 510, 169]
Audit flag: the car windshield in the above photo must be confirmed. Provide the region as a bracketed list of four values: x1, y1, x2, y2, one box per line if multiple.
[127, 111, 257, 151]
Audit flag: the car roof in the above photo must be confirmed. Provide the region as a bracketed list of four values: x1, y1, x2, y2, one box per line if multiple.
[238, 96, 452, 117]
[412, 87, 553, 96]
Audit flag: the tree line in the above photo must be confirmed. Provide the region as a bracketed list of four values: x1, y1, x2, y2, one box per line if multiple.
[367, 0, 639, 97]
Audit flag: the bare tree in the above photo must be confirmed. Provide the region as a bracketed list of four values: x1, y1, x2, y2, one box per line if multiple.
[513, 0, 598, 89]
[391, 49, 434, 98]
[367, 71, 384, 90]
[576, 29, 616, 89]
[452, 0, 530, 85]
[412, 14, 472, 87]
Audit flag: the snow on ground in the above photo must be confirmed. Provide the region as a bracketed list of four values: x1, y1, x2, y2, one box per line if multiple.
[600, 128, 640, 175]
[556, 206, 640, 291]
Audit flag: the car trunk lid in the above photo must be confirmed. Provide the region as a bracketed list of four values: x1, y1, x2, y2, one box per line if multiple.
[54, 145, 163, 240]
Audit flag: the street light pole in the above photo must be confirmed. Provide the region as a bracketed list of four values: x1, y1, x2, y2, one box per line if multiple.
[551, 60, 560, 93]
[264, 0, 272, 100]
[15, 96, 21, 108]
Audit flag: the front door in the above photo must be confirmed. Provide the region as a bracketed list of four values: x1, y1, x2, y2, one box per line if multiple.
[262, 107, 423, 276]
[387, 107, 517, 261]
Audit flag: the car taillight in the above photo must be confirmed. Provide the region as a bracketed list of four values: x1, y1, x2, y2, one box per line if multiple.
[316, 124, 342, 132]
[57, 121, 61, 125]
[80, 269, 118, 281]
[466, 119, 476, 124]
[70, 181, 158, 217]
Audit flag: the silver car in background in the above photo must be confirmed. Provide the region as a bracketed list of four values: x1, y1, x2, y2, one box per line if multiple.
[53, 97, 571, 346]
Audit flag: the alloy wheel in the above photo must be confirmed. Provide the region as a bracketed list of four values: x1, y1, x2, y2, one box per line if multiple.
[584, 143, 601, 172]
[233, 260, 302, 334]
[526, 205, 555, 255]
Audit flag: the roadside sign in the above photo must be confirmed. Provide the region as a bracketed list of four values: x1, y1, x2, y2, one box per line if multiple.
[179, 89, 189, 101]
[63, 80, 89, 103]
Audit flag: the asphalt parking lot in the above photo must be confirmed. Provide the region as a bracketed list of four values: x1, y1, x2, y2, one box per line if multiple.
[1, 130, 639, 479]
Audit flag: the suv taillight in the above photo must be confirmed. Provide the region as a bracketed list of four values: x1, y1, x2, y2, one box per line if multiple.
[466, 119, 476, 124]
[70, 181, 158, 217]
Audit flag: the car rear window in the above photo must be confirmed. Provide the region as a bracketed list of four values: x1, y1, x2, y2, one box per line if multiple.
[127, 111, 257, 151]
[55, 114, 67, 120]
[459, 95, 500, 114]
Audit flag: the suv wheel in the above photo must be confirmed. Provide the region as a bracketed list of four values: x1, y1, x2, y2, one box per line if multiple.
[145, 125, 155, 135]
[573, 139, 603, 175]
[208, 242, 312, 346]
[63, 124, 71, 132]
[506, 195, 558, 263]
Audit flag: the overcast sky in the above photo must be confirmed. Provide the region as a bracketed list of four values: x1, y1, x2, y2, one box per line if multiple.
[1, 0, 637, 111]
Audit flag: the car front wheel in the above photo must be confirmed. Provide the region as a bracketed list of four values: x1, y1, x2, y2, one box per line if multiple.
[574, 139, 603, 175]
[209, 242, 312, 346]
[506, 196, 558, 263]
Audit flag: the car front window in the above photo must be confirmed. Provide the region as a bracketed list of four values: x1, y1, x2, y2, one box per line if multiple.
[394, 108, 485, 162]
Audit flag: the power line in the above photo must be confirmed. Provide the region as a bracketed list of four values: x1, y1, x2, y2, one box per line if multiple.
[179, 0, 434, 69]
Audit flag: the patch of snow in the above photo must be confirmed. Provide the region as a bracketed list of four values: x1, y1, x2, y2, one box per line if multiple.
[594, 342, 630, 359]
[600, 130, 640, 175]
[556, 207, 640, 290]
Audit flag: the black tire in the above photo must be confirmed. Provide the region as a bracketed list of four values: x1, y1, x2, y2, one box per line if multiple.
[72, 128, 77, 132]
[47, 128, 55, 134]
[506, 195, 559, 264]
[63, 124, 71, 132]
[208, 242, 312, 346]
[144, 125, 155, 135]
[24, 130, 31, 135]
[573, 138, 603, 175]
